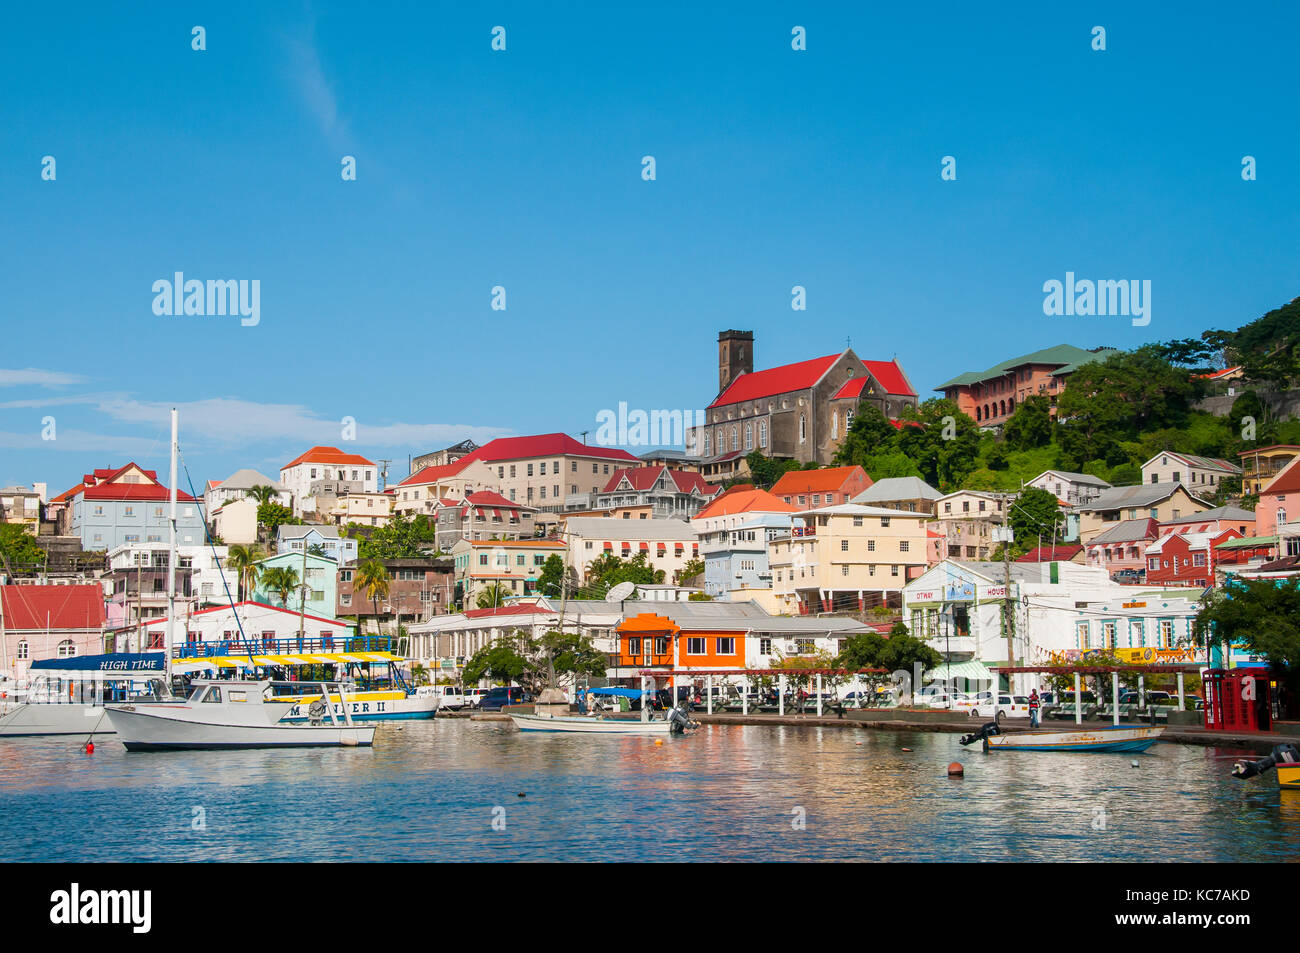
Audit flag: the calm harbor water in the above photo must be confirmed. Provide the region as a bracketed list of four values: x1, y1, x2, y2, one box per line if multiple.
[0, 721, 1294, 862]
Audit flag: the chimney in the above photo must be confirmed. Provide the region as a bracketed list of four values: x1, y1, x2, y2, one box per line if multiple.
[718, 330, 754, 394]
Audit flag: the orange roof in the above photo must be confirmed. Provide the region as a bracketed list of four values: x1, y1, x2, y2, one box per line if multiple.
[282, 446, 376, 469]
[770, 466, 870, 497]
[692, 487, 799, 520]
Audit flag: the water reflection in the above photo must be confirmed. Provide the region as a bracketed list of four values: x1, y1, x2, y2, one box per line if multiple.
[0, 723, 1292, 862]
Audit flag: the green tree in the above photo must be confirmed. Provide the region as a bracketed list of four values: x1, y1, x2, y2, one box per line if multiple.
[354, 559, 391, 624]
[226, 543, 264, 601]
[835, 624, 943, 692]
[260, 565, 300, 608]
[675, 557, 704, 584]
[476, 581, 511, 609]
[861, 449, 922, 481]
[256, 502, 297, 536]
[583, 551, 664, 596]
[1194, 578, 1300, 687]
[1002, 394, 1054, 451]
[462, 639, 529, 686]
[357, 514, 437, 560]
[536, 554, 566, 597]
[1007, 487, 1065, 556]
[744, 451, 803, 489]
[244, 484, 279, 507]
[0, 524, 46, 573]
[1202, 296, 1300, 386]
[832, 405, 901, 468]
[895, 399, 981, 490]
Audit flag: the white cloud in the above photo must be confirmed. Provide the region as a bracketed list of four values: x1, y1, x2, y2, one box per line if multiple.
[0, 368, 87, 388]
[92, 396, 512, 451]
[287, 25, 347, 145]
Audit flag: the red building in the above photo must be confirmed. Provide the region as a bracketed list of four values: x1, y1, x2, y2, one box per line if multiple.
[770, 466, 873, 509]
[1144, 530, 1242, 588]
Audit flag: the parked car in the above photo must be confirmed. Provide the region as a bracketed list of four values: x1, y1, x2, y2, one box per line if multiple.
[478, 687, 533, 711]
[964, 694, 1030, 722]
[418, 685, 471, 710]
[463, 688, 489, 708]
[922, 690, 971, 709]
[1119, 691, 1174, 707]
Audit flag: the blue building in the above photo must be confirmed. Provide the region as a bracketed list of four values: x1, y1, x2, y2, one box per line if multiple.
[276, 524, 359, 564]
[702, 513, 793, 597]
[252, 551, 341, 620]
[65, 463, 207, 551]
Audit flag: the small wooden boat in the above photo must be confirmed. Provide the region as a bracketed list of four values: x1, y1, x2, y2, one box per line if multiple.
[961, 722, 1164, 752]
[510, 707, 697, 735]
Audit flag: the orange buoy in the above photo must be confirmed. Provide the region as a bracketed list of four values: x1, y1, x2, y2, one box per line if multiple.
[902, 747, 913, 752]
[947, 762, 963, 776]
[654, 739, 663, 746]
[85, 741, 94, 754]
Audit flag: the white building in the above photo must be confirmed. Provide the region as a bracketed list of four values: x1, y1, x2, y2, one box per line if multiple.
[902, 560, 1203, 694]
[280, 447, 378, 518]
[204, 469, 291, 516]
[562, 516, 700, 583]
[211, 497, 258, 546]
[1025, 469, 1111, 506]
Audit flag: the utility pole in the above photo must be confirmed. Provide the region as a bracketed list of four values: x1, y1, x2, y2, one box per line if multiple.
[999, 489, 1016, 693]
[378, 459, 391, 492]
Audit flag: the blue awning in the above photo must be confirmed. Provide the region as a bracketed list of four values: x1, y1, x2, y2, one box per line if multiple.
[30, 652, 165, 673]
[586, 686, 650, 698]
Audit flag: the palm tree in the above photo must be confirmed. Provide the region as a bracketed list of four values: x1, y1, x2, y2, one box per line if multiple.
[245, 484, 278, 507]
[261, 565, 300, 608]
[226, 544, 264, 601]
[476, 582, 511, 610]
[354, 559, 390, 637]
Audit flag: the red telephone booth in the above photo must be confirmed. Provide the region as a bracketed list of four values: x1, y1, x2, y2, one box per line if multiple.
[1203, 667, 1272, 732]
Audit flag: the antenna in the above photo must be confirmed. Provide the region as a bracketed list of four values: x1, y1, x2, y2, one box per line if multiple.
[580, 431, 589, 445]
[378, 459, 391, 490]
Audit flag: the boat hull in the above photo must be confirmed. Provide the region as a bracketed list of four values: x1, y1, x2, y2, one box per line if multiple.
[277, 690, 437, 723]
[985, 726, 1164, 753]
[1279, 762, 1300, 790]
[510, 713, 674, 734]
[0, 703, 118, 737]
[105, 707, 374, 750]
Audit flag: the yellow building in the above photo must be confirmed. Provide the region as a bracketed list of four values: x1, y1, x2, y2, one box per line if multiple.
[768, 503, 930, 613]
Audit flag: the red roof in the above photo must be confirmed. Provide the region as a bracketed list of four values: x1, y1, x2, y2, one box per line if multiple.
[81, 484, 195, 502]
[282, 446, 377, 470]
[770, 466, 869, 497]
[465, 490, 525, 509]
[714, 355, 916, 409]
[601, 466, 715, 496]
[463, 433, 638, 464]
[1015, 545, 1084, 563]
[1264, 456, 1300, 495]
[710, 354, 840, 409]
[90, 464, 158, 484]
[397, 459, 473, 487]
[0, 585, 105, 631]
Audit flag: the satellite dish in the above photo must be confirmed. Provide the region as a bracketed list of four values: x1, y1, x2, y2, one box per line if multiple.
[607, 581, 636, 603]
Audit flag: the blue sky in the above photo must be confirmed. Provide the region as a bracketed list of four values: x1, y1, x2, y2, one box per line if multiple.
[3, 1, 1298, 495]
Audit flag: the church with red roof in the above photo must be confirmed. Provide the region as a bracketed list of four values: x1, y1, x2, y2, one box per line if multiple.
[686, 330, 917, 481]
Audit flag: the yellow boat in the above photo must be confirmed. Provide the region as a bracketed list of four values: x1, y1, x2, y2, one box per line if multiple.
[1231, 743, 1300, 789]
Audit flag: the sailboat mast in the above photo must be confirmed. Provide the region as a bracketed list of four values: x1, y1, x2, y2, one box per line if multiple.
[166, 408, 177, 685]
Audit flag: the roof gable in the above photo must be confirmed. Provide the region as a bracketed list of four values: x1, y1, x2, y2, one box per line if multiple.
[282, 446, 377, 470]
[708, 353, 842, 409]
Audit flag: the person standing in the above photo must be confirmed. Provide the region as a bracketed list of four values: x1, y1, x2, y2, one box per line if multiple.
[1028, 689, 1041, 728]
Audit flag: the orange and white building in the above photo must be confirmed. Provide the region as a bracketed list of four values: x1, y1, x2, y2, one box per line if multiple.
[280, 446, 378, 517]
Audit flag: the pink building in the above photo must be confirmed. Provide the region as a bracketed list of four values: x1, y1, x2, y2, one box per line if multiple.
[936, 344, 1119, 427]
[1084, 518, 1160, 580]
[1256, 456, 1300, 537]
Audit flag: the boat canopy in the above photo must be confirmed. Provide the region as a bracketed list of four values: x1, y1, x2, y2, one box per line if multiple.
[586, 685, 651, 698]
[30, 652, 165, 674]
[171, 651, 402, 674]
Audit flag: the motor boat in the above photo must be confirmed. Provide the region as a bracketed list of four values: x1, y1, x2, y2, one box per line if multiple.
[105, 678, 375, 750]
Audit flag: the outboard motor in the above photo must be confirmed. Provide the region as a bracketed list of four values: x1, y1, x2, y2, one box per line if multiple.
[1232, 743, 1300, 780]
[667, 706, 699, 734]
[959, 721, 1003, 752]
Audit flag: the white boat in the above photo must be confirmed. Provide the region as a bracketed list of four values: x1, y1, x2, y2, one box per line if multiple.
[0, 653, 168, 738]
[510, 707, 697, 735]
[278, 686, 438, 723]
[962, 723, 1165, 753]
[105, 679, 375, 750]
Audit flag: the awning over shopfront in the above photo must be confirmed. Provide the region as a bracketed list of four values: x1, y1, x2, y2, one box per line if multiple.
[925, 660, 995, 685]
